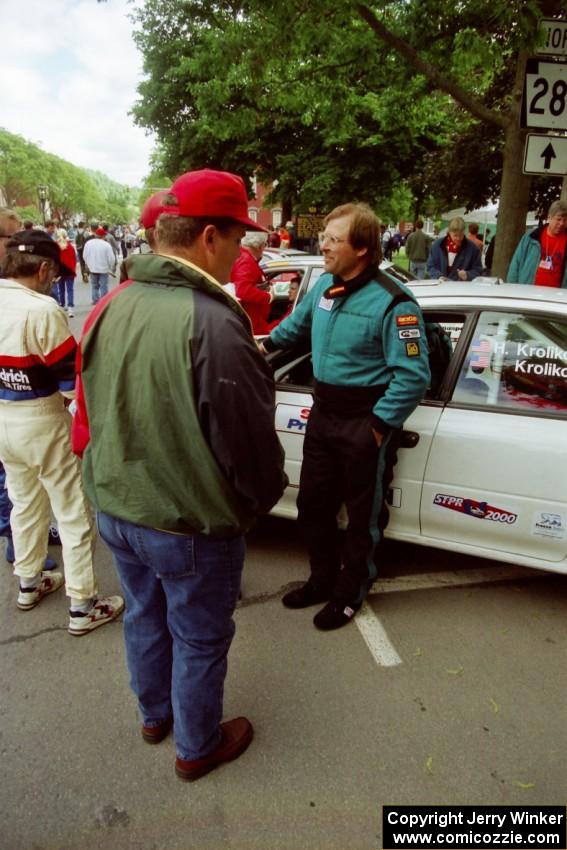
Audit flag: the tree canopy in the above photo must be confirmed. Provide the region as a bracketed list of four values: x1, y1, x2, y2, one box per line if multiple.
[132, 0, 566, 275]
[0, 128, 135, 223]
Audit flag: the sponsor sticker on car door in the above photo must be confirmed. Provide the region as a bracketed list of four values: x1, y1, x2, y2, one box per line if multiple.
[275, 404, 310, 433]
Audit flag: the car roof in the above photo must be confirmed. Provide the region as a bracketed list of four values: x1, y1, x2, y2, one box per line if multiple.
[410, 280, 567, 310]
[263, 255, 323, 270]
[262, 258, 567, 310]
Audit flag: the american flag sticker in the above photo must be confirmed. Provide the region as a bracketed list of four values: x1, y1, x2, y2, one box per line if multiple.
[470, 338, 491, 368]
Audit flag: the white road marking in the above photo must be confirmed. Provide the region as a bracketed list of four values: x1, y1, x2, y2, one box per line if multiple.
[368, 564, 539, 596]
[355, 602, 402, 667]
[359, 565, 540, 667]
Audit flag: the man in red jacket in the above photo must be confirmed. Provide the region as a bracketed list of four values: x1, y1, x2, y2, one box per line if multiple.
[230, 231, 274, 334]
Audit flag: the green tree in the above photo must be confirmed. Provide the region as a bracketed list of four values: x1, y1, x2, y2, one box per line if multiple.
[354, 0, 565, 274]
[0, 129, 44, 206]
[132, 0, 566, 277]
[131, 1, 455, 218]
[0, 128, 135, 223]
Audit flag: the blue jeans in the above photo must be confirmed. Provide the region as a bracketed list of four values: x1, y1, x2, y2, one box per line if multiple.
[409, 260, 427, 280]
[90, 273, 109, 304]
[97, 512, 245, 760]
[0, 463, 14, 561]
[55, 276, 75, 308]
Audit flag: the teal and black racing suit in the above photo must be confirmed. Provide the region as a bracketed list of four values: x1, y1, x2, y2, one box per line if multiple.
[264, 266, 430, 605]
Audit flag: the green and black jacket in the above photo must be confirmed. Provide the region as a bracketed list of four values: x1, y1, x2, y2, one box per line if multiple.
[74, 253, 287, 536]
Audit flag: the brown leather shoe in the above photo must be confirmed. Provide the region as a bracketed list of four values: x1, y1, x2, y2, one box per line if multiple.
[141, 717, 173, 744]
[175, 717, 253, 782]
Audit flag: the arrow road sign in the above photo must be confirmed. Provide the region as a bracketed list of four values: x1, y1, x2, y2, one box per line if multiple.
[523, 133, 567, 176]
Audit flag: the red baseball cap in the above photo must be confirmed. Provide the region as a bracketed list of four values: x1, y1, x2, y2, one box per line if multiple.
[140, 190, 175, 229]
[169, 169, 266, 231]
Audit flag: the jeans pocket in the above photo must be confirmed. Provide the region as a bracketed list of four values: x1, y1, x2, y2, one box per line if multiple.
[138, 529, 196, 579]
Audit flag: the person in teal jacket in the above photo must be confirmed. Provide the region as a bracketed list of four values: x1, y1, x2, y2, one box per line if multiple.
[507, 200, 567, 288]
[261, 202, 430, 631]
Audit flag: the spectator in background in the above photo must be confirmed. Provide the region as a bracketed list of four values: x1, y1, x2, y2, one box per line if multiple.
[23, 220, 34, 231]
[467, 223, 483, 251]
[404, 219, 430, 279]
[507, 200, 567, 288]
[118, 229, 128, 259]
[82, 222, 97, 251]
[55, 229, 77, 317]
[83, 227, 116, 304]
[427, 216, 483, 281]
[230, 231, 275, 334]
[484, 234, 496, 275]
[391, 231, 402, 255]
[380, 224, 393, 260]
[124, 227, 136, 254]
[74, 222, 89, 283]
[278, 224, 290, 249]
[267, 225, 281, 248]
[285, 220, 296, 248]
[279, 273, 300, 321]
[101, 223, 119, 260]
[45, 221, 57, 240]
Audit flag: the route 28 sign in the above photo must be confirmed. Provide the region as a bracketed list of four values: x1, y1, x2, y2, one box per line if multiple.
[521, 58, 567, 131]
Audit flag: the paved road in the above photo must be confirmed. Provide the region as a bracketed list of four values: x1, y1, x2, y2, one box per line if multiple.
[2, 510, 566, 850]
[1, 272, 566, 849]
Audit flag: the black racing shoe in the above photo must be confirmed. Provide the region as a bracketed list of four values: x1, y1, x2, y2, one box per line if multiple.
[313, 600, 361, 631]
[282, 581, 333, 609]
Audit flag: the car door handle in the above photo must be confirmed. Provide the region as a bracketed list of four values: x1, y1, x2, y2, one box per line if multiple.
[400, 430, 420, 448]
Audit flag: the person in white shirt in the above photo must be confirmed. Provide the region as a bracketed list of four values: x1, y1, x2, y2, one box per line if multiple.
[83, 227, 116, 304]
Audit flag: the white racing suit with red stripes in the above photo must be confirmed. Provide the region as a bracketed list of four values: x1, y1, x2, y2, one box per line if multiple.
[0, 279, 96, 600]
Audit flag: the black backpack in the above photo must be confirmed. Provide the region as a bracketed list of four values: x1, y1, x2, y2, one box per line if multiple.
[378, 271, 453, 395]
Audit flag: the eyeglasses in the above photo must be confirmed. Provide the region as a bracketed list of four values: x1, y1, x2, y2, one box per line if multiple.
[318, 232, 347, 247]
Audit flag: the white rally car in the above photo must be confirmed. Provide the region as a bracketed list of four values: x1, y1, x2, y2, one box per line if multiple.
[267, 277, 567, 575]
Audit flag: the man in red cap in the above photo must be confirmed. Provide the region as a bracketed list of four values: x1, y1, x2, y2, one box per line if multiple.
[139, 190, 171, 251]
[118, 191, 171, 282]
[73, 169, 286, 781]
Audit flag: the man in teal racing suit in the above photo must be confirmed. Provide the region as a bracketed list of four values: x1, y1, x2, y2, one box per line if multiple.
[261, 203, 430, 631]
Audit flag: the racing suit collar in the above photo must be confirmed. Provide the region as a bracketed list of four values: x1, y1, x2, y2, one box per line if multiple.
[324, 264, 377, 299]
